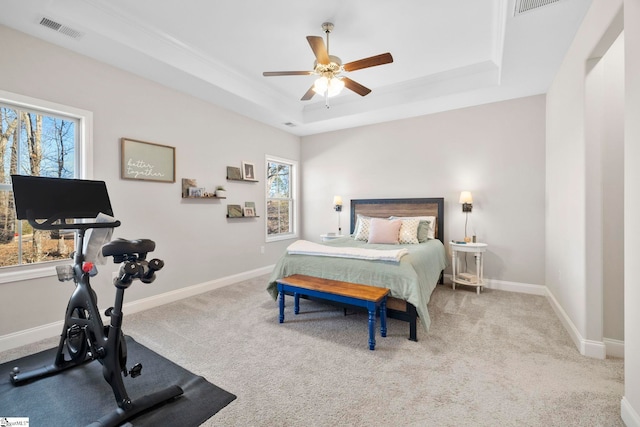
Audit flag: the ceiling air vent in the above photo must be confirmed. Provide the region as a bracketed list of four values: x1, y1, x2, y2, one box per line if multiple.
[514, 0, 561, 16]
[39, 17, 83, 39]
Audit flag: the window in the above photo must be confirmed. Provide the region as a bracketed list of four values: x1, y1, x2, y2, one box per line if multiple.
[266, 156, 298, 242]
[0, 90, 92, 274]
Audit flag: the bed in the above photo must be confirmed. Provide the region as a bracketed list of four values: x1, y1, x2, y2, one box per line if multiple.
[267, 197, 447, 341]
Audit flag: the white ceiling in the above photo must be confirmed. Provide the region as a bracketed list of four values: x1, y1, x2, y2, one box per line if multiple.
[0, 0, 592, 136]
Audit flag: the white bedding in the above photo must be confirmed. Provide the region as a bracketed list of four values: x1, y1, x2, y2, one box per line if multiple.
[287, 239, 408, 263]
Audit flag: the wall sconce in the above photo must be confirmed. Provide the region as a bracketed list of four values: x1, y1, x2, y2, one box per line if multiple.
[459, 191, 473, 241]
[333, 195, 343, 212]
[333, 196, 343, 235]
[459, 191, 473, 212]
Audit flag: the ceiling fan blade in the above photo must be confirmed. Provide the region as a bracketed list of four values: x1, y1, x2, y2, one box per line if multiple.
[343, 53, 393, 72]
[342, 77, 372, 96]
[307, 36, 330, 65]
[301, 86, 316, 101]
[263, 71, 313, 76]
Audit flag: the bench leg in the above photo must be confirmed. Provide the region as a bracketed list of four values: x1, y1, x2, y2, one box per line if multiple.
[380, 298, 387, 338]
[408, 303, 417, 342]
[294, 292, 300, 314]
[278, 289, 285, 323]
[368, 306, 376, 350]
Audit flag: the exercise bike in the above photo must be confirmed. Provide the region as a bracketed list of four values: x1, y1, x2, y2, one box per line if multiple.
[9, 175, 183, 427]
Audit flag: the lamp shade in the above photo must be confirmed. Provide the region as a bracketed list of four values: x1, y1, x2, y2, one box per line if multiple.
[459, 191, 473, 204]
[313, 76, 329, 94]
[333, 196, 343, 206]
[313, 76, 345, 97]
[327, 77, 344, 97]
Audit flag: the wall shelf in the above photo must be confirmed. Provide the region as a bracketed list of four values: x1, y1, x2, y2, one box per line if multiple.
[182, 195, 226, 199]
[226, 177, 259, 183]
[181, 178, 226, 199]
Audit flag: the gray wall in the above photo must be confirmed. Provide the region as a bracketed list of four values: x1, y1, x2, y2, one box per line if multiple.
[624, 0, 640, 421]
[546, 0, 640, 421]
[597, 34, 625, 342]
[546, 0, 625, 354]
[0, 25, 299, 337]
[300, 95, 546, 286]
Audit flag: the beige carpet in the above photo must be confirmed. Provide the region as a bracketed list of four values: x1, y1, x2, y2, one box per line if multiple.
[1, 276, 624, 426]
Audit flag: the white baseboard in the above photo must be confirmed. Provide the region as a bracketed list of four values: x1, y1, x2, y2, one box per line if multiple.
[484, 277, 547, 296]
[443, 274, 547, 295]
[622, 396, 640, 427]
[444, 275, 620, 359]
[121, 265, 273, 314]
[0, 321, 65, 353]
[545, 287, 607, 359]
[3, 270, 624, 362]
[604, 338, 624, 359]
[0, 265, 274, 353]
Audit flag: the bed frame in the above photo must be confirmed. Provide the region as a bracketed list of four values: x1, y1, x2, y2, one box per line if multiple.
[350, 197, 445, 341]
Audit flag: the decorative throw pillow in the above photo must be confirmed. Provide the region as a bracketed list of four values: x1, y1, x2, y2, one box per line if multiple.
[417, 220, 431, 243]
[423, 216, 436, 239]
[391, 215, 436, 240]
[367, 218, 401, 244]
[353, 215, 372, 241]
[397, 218, 420, 244]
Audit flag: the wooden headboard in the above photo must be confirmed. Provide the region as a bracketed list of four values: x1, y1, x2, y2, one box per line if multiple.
[350, 198, 445, 244]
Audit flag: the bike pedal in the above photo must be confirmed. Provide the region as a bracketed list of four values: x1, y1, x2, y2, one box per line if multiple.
[129, 363, 142, 378]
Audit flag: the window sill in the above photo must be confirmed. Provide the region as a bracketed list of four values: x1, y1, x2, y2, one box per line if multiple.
[0, 259, 71, 284]
[266, 233, 298, 243]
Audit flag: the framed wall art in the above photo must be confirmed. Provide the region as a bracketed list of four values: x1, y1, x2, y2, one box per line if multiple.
[227, 166, 242, 180]
[227, 204, 243, 218]
[242, 161, 256, 181]
[121, 138, 175, 183]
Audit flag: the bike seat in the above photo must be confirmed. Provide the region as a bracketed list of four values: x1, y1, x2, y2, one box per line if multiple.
[102, 238, 155, 257]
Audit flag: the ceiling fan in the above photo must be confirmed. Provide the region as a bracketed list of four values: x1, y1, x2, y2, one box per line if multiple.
[262, 22, 393, 105]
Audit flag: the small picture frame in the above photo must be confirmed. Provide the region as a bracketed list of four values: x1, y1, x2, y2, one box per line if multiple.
[182, 178, 197, 197]
[188, 187, 204, 198]
[227, 166, 242, 180]
[242, 162, 256, 181]
[227, 204, 243, 218]
[243, 207, 255, 217]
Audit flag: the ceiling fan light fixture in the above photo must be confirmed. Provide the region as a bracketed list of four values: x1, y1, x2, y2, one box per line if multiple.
[262, 22, 393, 102]
[327, 77, 344, 97]
[312, 76, 329, 94]
[313, 75, 344, 97]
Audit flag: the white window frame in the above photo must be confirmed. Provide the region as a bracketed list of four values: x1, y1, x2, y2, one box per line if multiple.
[265, 155, 298, 243]
[0, 89, 93, 283]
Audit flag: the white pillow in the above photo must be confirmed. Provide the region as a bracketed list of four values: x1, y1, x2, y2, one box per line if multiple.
[397, 218, 420, 244]
[390, 216, 436, 240]
[353, 215, 372, 241]
[368, 218, 401, 244]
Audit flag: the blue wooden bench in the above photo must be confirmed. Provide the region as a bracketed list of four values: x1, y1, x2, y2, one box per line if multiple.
[276, 274, 390, 350]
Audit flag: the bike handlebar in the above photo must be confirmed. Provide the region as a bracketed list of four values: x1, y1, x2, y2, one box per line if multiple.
[141, 259, 164, 283]
[113, 258, 164, 289]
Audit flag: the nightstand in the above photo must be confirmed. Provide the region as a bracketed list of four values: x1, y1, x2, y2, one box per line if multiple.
[449, 242, 488, 294]
[321, 234, 344, 242]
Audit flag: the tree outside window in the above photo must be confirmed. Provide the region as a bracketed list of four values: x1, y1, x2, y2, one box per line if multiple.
[0, 104, 78, 267]
[266, 156, 297, 241]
